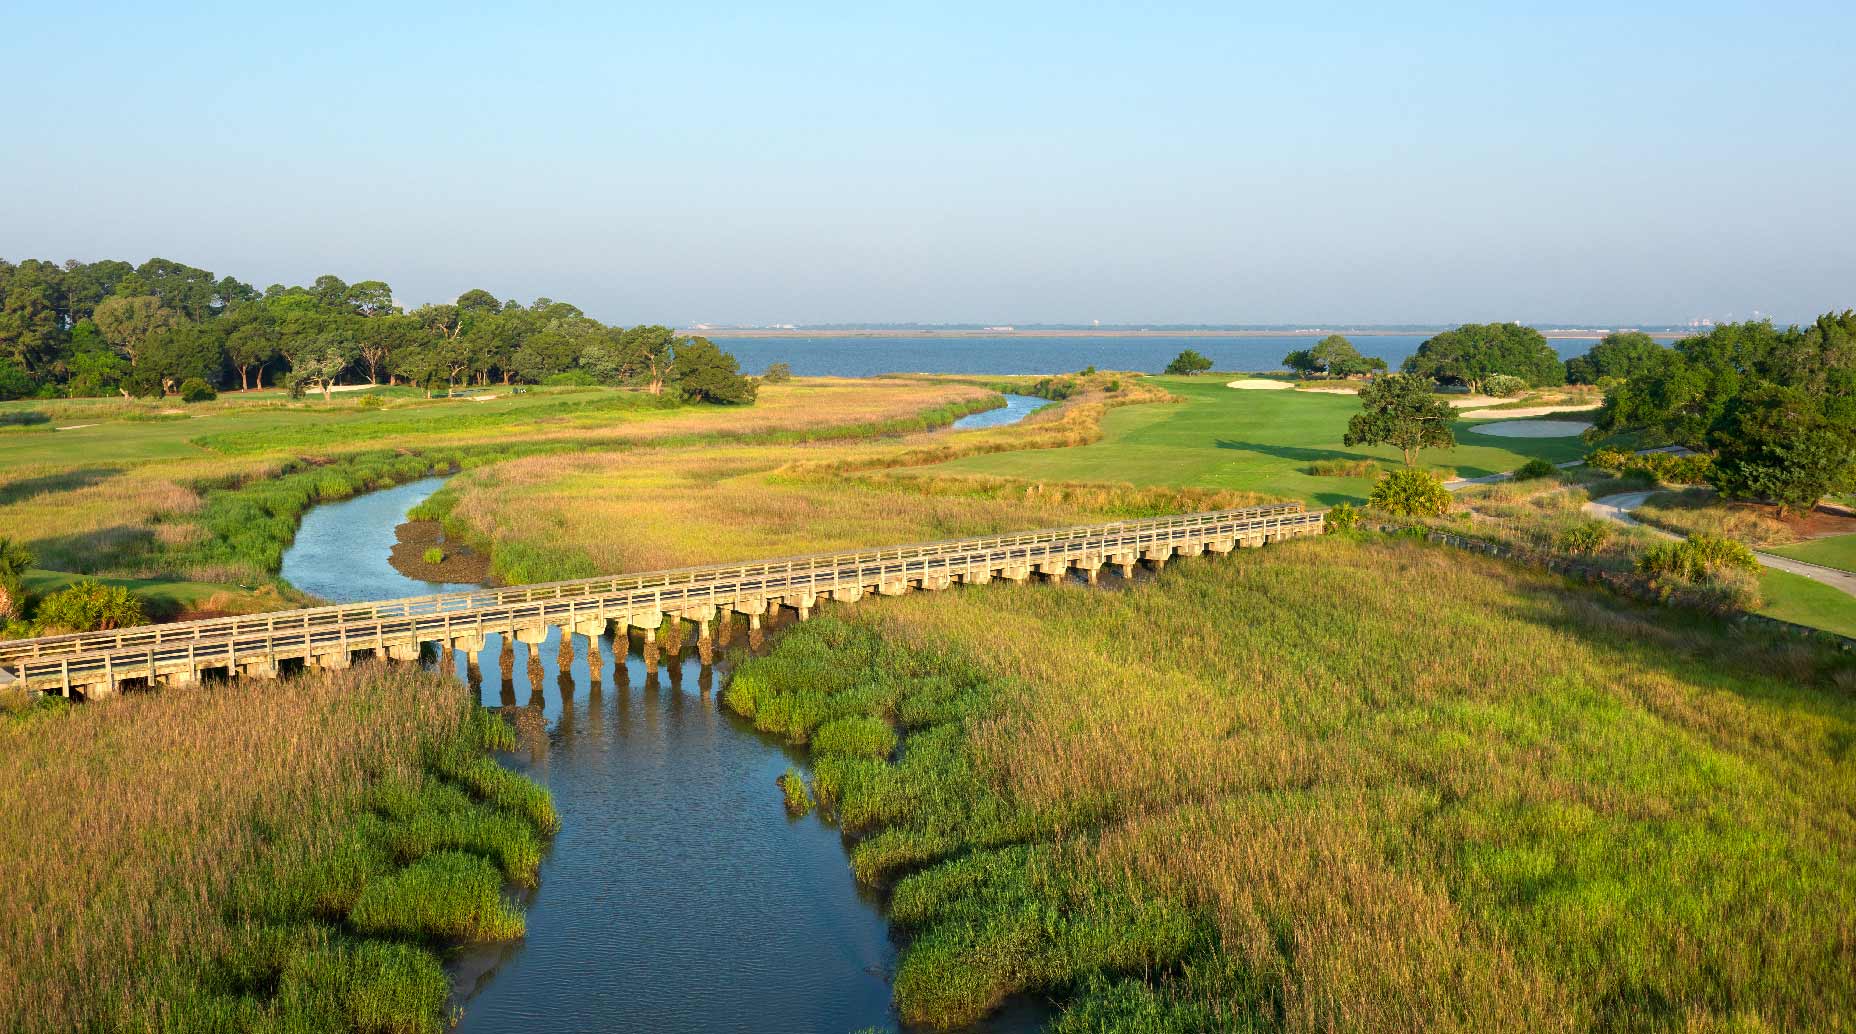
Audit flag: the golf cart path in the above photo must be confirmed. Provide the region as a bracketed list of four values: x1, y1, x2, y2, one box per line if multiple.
[1583, 492, 1856, 597]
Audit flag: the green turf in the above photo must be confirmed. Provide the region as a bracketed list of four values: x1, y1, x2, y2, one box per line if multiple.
[21, 569, 253, 619]
[920, 377, 1591, 505]
[1766, 533, 1856, 575]
[1758, 568, 1856, 638]
[0, 387, 660, 473]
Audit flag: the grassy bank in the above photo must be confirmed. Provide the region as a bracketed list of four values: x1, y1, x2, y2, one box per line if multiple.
[728, 535, 1856, 1031]
[0, 663, 556, 1033]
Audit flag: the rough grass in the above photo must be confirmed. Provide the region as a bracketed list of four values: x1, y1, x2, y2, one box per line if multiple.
[0, 664, 555, 1034]
[433, 382, 1274, 580]
[730, 536, 1856, 1032]
[1634, 488, 1797, 547]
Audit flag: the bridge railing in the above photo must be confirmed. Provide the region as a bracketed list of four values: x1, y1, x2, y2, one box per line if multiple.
[2, 504, 1322, 689]
[0, 503, 1304, 665]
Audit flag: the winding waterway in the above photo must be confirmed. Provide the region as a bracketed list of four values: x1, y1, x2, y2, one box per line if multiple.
[278, 412, 1052, 1030]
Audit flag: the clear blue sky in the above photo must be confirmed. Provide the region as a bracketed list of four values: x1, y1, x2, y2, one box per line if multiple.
[3, 2, 1851, 326]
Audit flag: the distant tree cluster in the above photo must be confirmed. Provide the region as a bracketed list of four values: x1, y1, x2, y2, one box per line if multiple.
[1282, 334, 1387, 379]
[1402, 323, 1564, 393]
[0, 256, 756, 404]
[1596, 311, 1856, 514]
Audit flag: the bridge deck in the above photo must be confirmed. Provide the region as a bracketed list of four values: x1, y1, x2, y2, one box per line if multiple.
[0, 503, 1322, 694]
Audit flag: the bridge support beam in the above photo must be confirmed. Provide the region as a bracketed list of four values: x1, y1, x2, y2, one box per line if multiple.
[957, 569, 991, 586]
[1207, 538, 1235, 554]
[831, 586, 864, 604]
[388, 643, 422, 662]
[309, 650, 352, 671]
[697, 618, 713, 667]
[239, 658, 279, 680]
[514, 624, 549, 646]
[999, 565, 1030, 584]
[918, 573, 952, 592]
[642, 627, 659, 673]
[748, 612, 763, 650]
[877, 579, 909, 597]
[156, 666, 199, 688]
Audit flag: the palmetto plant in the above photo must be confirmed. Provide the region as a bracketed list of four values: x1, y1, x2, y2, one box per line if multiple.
[0, 536, 34, 620]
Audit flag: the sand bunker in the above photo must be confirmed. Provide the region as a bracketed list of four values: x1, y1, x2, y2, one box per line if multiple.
[1226, 379, 1292, 390]
[1458, 402, 1603, 419]
[1465, 420, 1590, 438]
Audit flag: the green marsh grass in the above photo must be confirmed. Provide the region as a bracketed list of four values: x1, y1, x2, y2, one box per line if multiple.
[731, 536, 1856, 1031]
[0, 662, 556, 1033]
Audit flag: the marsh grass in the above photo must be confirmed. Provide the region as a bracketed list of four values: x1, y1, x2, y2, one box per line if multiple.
[731, 537, 1856, 1032]
[0, 663, 556, 1033]
[1634, 487, 1798, 546]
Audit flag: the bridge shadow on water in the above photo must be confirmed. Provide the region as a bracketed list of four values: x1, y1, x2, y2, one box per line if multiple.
[429, 608, 1052, 1034]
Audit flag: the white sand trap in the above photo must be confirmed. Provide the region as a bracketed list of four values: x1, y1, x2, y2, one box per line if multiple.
[1466, 419, 1590, 438]
[1458, 402, 1603, 419]
[1226, 379, 1292, 390]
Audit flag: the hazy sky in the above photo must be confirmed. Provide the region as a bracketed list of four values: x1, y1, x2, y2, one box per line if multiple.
[4, 2, 1851, 326]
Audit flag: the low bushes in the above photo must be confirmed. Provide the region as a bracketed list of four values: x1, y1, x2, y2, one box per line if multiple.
[1306, 457, 1378, 477]
[1483, 373, 1529, 398]
[1513, 458, 1560, 481]
[1635, 534, 1763, 612]
[1586, 447, 1713, 485]
[31, 579, 145, 633]
[1368, 467, 1452, 517]
[1554, 519, 1612, 555]
[178, 378, 217, 403]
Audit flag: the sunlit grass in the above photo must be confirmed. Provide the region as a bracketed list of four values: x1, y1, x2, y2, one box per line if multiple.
[733, 535, 1856, 1031]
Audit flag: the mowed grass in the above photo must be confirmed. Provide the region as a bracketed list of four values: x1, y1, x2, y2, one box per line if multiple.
[1767, 532, 1856, 574]
[918, 376, 1590, 505]
[1759, 568, 1856, 638]
[0, 663, 555, 1034]
[730, 535, 1856, 1032]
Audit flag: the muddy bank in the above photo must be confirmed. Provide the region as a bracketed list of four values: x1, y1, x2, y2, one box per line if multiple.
[387, 519, 495, 585]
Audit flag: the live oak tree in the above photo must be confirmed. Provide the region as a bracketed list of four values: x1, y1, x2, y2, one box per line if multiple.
[1308, 334, 1384, 378]
[1564, 331, 1669, 386]
[92, 295, 178, 366]
[670, 336, 756, 404]
[1403, 323, 1564, 393]
[1164, 349, 1213, 375]
[1343, 373, 1457, 466]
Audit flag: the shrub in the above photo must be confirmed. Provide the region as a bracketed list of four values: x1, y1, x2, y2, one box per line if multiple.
[1163, 350, 1213, 376]
[1513, 458, 1560, 481]
[1324, 502, 1361, 533]
[123, 368, 165, 398]
[33, 579, 145, 633]
[178, 378, 217, 403]
[356, 393, 385, 409]
[422, 547, 446, 565]
[1586, 448, 1712, 486]
[1483, 373, 1529, 398]
[1637, 534, 1760, 580]
[1368, 467, 1451, 517]
[1307, 458, 1378, 478]
[762, 362, 793, 383]
[1555, 520, 1612, 555]
[0, 537, 32, 621]
[1104, 379, 1121, 393]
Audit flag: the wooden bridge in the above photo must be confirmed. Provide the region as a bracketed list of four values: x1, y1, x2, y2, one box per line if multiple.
[0, 503, 1324, 698]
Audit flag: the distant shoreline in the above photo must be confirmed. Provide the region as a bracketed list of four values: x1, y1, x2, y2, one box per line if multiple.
[692, 328, 1687, 340]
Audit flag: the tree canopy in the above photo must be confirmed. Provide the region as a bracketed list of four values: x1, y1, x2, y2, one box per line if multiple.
[1342, 373, 1457, 466]
[1564, 331, 1670, 386]
[1164, 349, 1213, 375]
[0, 254, 755, 405]
[1598, 312, 1856, 514]
[1402, 323, 1565, 393]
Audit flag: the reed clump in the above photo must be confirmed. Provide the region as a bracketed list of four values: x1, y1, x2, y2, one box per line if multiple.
[730, 536, 1856, 1032]
[0, 663, 556, 1034]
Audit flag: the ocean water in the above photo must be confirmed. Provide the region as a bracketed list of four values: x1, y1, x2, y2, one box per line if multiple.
[713, 334, 1607, 379]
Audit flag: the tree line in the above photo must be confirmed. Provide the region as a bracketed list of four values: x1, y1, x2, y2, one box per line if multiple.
[1335, 313, 1856, 516]
[0, 256, 756, 404]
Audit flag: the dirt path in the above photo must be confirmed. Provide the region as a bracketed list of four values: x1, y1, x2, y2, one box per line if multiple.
[1584, 492, 1856, 597]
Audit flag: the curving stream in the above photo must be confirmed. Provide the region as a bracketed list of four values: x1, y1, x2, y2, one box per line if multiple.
[279, 425, 1051, 1031]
